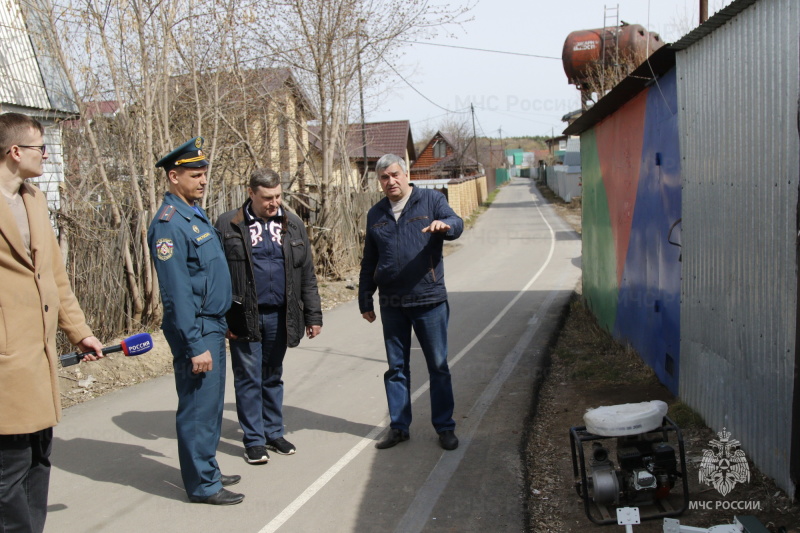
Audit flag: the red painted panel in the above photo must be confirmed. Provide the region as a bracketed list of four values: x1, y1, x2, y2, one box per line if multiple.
[593, 90, 648, 286]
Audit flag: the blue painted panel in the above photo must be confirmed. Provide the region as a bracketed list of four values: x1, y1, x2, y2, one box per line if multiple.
[614, 68, 682, 394]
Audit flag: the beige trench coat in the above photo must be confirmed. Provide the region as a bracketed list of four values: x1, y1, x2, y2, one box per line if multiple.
[0, 182, 92, 435]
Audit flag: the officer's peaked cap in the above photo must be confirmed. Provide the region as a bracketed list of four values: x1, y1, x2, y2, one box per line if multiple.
[156, 137, 210, 170]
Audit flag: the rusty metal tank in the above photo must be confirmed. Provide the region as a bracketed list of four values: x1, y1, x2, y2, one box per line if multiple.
[562, 24, 665, 85]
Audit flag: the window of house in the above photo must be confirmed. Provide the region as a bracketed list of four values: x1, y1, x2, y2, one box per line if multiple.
[433, 140, 447, 159]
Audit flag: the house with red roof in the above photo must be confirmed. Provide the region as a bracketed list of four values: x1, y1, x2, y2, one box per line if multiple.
[410, 131, 480, 181]
[408, 131, 486, 219]
[308, 120, 416, 190]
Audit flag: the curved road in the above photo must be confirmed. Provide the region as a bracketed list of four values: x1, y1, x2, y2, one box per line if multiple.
[46, 178, 581, 533]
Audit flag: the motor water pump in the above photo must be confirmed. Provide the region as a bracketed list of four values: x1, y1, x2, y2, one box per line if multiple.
[570, 400, 689, 524]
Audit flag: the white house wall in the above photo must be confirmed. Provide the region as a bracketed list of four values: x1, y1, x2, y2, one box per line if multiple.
[29, 126, 64, 212]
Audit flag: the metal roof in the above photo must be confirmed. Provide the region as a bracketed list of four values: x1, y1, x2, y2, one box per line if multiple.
[346, 120, 416, 160]
[309, 120, 416, 161]
[670, 0, 759, 50]
[0, 0, 78, 114]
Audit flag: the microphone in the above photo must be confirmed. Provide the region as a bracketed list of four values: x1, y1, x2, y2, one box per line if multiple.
[60, 333, 154, 367]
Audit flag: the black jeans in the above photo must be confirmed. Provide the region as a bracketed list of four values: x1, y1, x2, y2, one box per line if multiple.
[0, 428, 52, 533]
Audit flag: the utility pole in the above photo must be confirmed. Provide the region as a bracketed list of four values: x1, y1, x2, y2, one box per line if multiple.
[471, 104, 480, 174]
[498, 127, 505, 168]
[699, 0, 708, 23]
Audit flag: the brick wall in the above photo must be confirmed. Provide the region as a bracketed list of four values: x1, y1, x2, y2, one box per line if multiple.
[446, 175, 487, 219]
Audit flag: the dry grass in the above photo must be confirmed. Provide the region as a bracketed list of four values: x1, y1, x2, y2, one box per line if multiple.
[526, 181, 800, 532]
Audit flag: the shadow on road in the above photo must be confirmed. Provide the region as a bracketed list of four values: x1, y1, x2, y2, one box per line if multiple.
[50, 437, 185, 503]
[282, 405, 376, 437]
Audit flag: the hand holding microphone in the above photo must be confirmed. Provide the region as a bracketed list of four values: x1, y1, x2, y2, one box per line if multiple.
[60, 333, 154, 367]
[76, 336, 103, 361]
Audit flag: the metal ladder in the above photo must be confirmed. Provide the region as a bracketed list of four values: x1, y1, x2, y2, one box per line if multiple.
[601, 4, 620, 94]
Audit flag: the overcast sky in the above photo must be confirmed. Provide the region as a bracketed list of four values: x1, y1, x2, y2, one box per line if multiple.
[366, 0, 729, 139]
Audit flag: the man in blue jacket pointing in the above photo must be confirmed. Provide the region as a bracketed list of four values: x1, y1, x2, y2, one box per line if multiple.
[359, 153, 463, 451]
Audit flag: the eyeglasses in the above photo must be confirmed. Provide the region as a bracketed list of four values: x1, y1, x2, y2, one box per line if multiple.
[5, 145, 47, 155]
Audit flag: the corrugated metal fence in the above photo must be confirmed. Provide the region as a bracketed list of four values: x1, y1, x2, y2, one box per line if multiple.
[676, 0, 799, 496]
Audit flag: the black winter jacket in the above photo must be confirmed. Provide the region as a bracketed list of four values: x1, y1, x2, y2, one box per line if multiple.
[215, 201, 322, 347]
[359, 186, 463, 312]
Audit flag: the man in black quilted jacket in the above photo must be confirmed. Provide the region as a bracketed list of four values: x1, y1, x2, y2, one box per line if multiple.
[215, 168, 322, 465]
[359, 153, 463, 451]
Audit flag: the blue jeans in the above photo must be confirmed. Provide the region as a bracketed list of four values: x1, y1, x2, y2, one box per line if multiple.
[229, 309, 288, 447]
[0, 429, 51, 533]
[379, 301, 455, 434]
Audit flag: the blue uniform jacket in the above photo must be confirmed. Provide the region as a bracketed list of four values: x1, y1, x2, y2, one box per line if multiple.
[148, 192, 232, 358]
[359, 186, 462, 312]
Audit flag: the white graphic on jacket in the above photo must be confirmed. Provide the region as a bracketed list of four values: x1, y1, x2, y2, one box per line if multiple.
[250, 219, 283, 248]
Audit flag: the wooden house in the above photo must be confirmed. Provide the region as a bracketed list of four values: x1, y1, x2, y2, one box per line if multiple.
[410, 131, 480, 180]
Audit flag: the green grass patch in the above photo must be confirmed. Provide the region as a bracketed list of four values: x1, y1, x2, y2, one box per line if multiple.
[668, 401, 706, 429]
[464, 188, 502, 229]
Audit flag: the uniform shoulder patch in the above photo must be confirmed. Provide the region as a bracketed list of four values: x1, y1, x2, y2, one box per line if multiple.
[157, 205, 176, 222]
[155, 238, 174, 260]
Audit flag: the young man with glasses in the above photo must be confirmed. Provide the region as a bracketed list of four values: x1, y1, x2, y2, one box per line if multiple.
[0, 112, 104, 533]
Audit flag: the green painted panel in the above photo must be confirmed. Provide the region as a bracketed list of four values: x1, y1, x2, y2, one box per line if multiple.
[496, 168, 510, 186]
[580, 129, 618, 331]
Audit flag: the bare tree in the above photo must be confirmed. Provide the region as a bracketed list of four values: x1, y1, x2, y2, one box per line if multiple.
[14, 0, 472, 339]
[37, 0, 265, 333]
[253, 0, 471, 276]
[438, 115, 476, 177]
[580, 49, 649, 106]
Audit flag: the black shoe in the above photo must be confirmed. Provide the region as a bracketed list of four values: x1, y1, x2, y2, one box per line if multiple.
[438, 430, 458, 451]
[244, 445, 270, 464]
[220, 474, 240, 487]
[190, 488, 245, 505]
[266, 436, 297, 455]
[375, 428, 409, 449]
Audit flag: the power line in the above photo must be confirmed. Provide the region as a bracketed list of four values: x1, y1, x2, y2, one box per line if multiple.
[473, 110, 489, 138]
[398, 40, 561, 61]
[471, 105, 564, 129]
[465, 104, 563, 138]
[379, 55, 470, 114]
[410, 112, 455, 126]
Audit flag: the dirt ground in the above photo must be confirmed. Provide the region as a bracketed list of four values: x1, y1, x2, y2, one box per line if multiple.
[58, 275, 359, 409]
[527, 186, 800, 532]
[58, 183, 800, 532]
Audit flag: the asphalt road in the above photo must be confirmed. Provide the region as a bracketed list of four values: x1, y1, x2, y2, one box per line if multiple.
[45, 178, 581, 533]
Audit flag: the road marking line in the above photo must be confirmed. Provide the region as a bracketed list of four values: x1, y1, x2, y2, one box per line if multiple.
[394, 186, 559, 532]
[259, 184, 557, 533]
[395, 286, 560, 533]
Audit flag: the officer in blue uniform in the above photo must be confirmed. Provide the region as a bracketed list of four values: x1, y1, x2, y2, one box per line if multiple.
[147, 137, 244, 505]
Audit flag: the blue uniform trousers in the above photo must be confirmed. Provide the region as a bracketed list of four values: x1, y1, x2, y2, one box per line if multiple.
[164, 318, 227, 500]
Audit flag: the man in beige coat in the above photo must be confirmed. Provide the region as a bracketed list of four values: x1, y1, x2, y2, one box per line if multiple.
[0, 113, 103, 533]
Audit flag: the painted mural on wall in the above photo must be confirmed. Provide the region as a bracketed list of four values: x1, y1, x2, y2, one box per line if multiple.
[581, 69, 682, 394]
